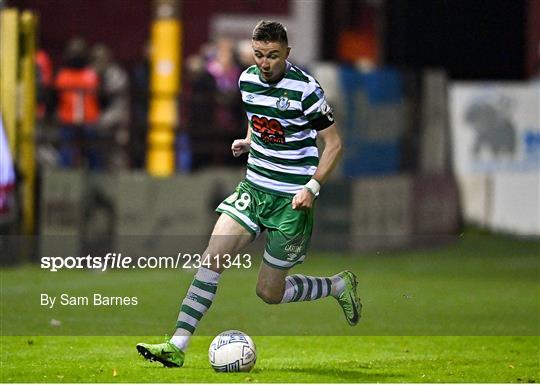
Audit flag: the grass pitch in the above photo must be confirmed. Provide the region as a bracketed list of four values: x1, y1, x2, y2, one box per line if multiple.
[1, 336, 538, 383]
[1, 230, 539, 382]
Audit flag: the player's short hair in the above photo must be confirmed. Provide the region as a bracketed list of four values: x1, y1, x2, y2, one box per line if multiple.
[252, 20, 288, 46]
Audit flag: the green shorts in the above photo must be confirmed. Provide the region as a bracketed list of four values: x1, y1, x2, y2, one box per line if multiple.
[216, 180, 314, 270]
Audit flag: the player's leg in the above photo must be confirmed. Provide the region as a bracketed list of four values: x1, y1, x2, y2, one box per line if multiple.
[255, 262, 288, 304]
[277, 267, 361, 326]
[255, 262, 349, 304]
[137, 183, 260, 367]
[256, 256, 359, 320]
[257, 194, 361, 325]
[170, 214, 252, 346]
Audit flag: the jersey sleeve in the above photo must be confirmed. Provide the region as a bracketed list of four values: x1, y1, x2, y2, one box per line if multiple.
[301, 81, 335, 131]
[238, 70, 246, 92]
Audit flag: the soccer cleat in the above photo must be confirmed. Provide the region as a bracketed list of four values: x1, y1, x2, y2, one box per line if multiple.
[336, 270, 362, 326]
[136, 340, 185, 368]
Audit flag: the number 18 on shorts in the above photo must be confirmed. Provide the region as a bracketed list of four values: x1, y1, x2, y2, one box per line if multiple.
[216, 181, 314, 270]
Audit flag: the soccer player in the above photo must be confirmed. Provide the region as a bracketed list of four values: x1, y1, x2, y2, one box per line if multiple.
[136, 21, 361, 368]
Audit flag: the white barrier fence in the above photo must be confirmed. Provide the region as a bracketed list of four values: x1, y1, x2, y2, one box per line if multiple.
[450, 81, 540, 235]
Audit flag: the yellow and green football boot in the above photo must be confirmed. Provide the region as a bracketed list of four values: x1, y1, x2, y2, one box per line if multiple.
[336, 270, 362, 326]
[136, 340, 185, 368]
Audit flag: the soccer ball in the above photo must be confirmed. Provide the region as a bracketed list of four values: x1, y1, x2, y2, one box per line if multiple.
[208, 330, 257, 372]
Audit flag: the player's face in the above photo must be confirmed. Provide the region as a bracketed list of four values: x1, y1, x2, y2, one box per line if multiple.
[252, 40, 290, 83]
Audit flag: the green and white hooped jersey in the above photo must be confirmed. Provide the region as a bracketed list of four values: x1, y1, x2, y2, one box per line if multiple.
[239, 62, 334, 196]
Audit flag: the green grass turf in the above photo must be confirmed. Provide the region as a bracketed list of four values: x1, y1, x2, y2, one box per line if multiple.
[1, 231, 539, 382]
[1, 336, 538, 383]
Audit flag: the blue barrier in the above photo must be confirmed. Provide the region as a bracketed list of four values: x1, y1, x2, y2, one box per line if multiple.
[344, 140, 401, 176]
[340, 66, 404, 176]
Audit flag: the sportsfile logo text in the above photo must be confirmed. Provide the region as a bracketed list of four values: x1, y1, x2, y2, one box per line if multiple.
[40, 252, 253, 272]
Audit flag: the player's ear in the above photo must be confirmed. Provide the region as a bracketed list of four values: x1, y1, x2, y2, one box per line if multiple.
[285, 46, 291, 58]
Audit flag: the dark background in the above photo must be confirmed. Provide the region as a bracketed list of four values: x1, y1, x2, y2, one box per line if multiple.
[10, 0, 540, 79]
[12, 0, 289, 67]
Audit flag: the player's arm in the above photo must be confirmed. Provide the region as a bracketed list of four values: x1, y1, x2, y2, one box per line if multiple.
[311, 123, 343, 184]
[231, 123, 252, 157]
[292, 123, 343, 210]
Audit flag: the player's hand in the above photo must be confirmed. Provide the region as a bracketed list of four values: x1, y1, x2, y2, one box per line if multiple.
[231, 139, 251, 157]
[292, 188, 314, 211]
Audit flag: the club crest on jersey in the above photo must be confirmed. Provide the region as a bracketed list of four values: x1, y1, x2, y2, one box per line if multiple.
[276, 94, 290, 111]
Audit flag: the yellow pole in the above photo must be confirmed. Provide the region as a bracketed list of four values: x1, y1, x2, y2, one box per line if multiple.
[146, 0, 182, 177]
[19, 11, 38, 234]
[0, 8, 19, 156]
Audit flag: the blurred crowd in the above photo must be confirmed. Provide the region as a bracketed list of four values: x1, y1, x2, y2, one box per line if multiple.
[36, 36, 254, 172]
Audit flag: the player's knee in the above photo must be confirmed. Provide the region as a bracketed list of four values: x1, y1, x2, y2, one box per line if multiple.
[256, 286, 282, 304]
